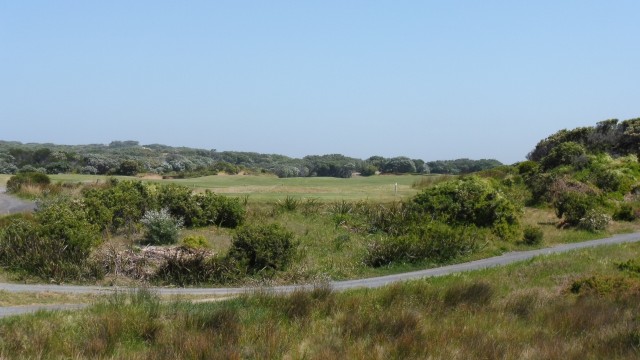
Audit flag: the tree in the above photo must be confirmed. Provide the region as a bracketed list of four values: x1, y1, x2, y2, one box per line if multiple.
[116, 159, 141, 176]
[382, 157, 416, 174]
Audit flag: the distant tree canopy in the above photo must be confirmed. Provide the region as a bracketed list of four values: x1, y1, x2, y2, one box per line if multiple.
[0, 140, 502, 178]
[426, 159, 503, 174]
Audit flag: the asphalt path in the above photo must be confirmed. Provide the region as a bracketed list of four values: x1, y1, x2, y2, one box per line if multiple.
[1, 231, 639, 318]
[0, 187, 36, 215]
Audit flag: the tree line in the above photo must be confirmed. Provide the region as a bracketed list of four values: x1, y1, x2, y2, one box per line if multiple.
[0, 140, 502, 178]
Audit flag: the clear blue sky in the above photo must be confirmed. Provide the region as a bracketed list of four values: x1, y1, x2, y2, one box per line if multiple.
[1, 1, 638, 164]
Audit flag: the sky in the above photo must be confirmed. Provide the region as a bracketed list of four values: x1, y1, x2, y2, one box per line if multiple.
[1, 1, 639, 164]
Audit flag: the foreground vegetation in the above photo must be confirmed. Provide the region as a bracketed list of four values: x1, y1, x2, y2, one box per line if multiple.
[2, 242, 640, 359]
[1, 117, 640, 289]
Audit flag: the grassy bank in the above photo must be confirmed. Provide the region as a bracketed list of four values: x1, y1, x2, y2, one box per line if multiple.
[2, 242, 639, 359]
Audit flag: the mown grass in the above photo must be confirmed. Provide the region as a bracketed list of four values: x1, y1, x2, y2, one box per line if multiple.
[2, 242, 640, 359]
[47, 173, 424, 202]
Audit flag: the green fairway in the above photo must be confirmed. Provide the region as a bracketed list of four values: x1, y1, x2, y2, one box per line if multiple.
[47, 173, 431, 202]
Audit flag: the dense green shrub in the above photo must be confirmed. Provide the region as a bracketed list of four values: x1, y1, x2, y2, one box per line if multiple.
[229, 224, 297, 274]
[157, 183, 202, 227]
[613, 204, 636, 221]
[517, 161, 539, 176]
[553, 191, 599, 225]
[195, 190, 245, 228]
[522, 226, 544, 245]
[409, 176, 521, 240]
[364, 222, 482, 267]
[82, 180, 156, 233]
[5, 172, 51, 193]
[0, 198, 101, 281]
[140, 209, 183, 245]
[540, 141, 587, 170]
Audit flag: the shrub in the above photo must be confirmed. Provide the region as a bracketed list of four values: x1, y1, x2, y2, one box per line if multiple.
[82, 180, 156, 233]
[613, 204, 636, 221]
[157, 183, 201, 227]
[594, 169, 626, 193]
[570, 275, 636, 296]
[540, 141, 587, 170]
[577, 209, 611, 232]
[181, 235, 210, 249]
[553, 191, 599, 226]
[409, 176, 521, 240]
[522, 226, 544, 245]
[229, 224, 297, 274]
[196, 191, 245, 228]
[6, 172, 51, 193]
[140, 208, 183, 245]
[364, 222, 481, 267]
[0, 198, 102, 281]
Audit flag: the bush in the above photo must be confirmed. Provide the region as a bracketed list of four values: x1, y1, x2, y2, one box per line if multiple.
[195, 191, 245, 228]
[553, 191, 599, 226]
[6, 172, 51, 193]
[229, 224, 297, 274]
[613, 204, 636, 221]
[82, 180, 156, 233]
[540, 141, 587, 170]
[181, 235, 210, 249]
[0, 198, 102, 281]
[522, 226, 544, 245]
[577, 209, 611, 232]
[409, 176, 521, 240]
[140, 209, 183, 245]
[364, 222, 482, 267]
[157, 184, 201, 227]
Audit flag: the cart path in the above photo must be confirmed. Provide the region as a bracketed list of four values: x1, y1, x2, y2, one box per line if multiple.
[0, 187, 36, 215]
[1, 231, 639, 318]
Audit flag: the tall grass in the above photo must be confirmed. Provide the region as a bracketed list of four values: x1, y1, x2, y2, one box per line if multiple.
[2, 243, 640, 358]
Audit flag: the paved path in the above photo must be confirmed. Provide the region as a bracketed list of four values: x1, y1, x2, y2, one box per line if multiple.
[1, 231, 639, 318]
[0, 187, 36, 215]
